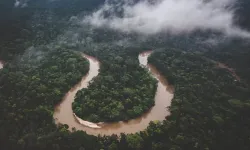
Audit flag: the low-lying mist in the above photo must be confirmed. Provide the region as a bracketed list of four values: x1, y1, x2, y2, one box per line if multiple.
[82, 0, 250, 38]
[14, 0, 29, 7]
[12, 0, 250, 61]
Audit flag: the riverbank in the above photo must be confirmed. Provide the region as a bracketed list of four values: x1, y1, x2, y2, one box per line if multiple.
[53, 52, 173, 136]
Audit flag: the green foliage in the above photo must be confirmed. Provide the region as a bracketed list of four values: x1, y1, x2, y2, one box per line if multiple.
[0, 48, 95, 150]
[1, 45, 250, 150]
[73, 48, 157, 122]
[145, 48, 250, 150]
[0, 1, 250, 148]
[126, 134, 143, 150]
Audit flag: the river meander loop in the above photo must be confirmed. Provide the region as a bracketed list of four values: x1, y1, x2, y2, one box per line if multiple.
[53, 52, 174, 136]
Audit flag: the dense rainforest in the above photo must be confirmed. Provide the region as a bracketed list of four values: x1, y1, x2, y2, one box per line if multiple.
[2, 46, 250, 150]
[148, 49, 250, 150]
[0, 48, 91, 150]
[0, 0, 250, 150]
[205, 39, 250, 86]
[0, 0, 105, 61]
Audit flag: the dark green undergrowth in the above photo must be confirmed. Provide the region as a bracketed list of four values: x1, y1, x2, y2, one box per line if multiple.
[143, 48, 250, 150]
[1, 46, 250, 150]
[0, 48, 97, 150]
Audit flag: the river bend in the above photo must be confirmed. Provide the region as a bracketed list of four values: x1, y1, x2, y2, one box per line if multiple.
[53, 52, 173, 136]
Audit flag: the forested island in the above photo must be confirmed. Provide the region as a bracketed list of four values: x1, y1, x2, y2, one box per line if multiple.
[1, 0, 250, 150]
[1, 46, 250, 150]
[73, 50, 157, 122]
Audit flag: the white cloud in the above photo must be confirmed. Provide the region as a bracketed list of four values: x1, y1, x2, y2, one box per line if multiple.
[14, 0, 28, 8]
[14, 0, 21, 7]
[83, 0, 250, 38]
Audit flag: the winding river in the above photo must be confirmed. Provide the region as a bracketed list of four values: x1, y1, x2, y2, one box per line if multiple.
[53, 52, 174, 136]
[217, 62, 241, 81]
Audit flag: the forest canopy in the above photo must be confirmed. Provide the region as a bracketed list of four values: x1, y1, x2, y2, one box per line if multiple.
[0, 0, 250, 150]
[73, 50, 157, 122]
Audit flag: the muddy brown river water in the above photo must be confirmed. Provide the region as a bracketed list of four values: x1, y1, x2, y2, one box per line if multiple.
[53, 52, 174, 136]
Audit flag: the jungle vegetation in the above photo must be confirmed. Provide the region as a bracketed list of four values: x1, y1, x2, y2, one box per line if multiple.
[73, 48, 157, 122]
[0, 0, 250, 150]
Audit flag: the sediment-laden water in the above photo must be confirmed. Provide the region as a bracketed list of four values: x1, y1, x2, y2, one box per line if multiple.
[53, 52, 173, 136]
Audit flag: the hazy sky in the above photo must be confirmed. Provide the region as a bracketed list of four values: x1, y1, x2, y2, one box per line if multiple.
[83, 0, 250, 38]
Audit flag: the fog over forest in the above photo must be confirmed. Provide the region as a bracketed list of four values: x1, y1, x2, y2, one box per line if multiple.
[12, 0, 250, 39]
[15, 0, 249, 56]
[1, 0, 250, 150]
[82, 0, 250, 37]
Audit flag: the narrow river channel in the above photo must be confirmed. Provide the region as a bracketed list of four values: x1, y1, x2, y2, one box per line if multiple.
[53, 52, 173, 136]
